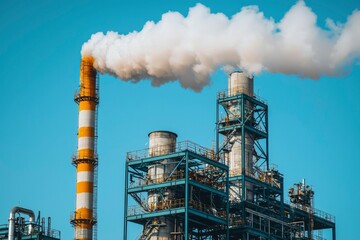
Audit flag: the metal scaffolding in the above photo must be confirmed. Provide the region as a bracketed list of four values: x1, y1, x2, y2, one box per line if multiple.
[215, 84, 335, 240]
[124, 73, 336, 240]
[124, 141, 230, 239]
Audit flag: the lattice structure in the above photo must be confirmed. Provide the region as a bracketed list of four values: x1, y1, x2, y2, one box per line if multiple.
[124, 140, 229, 239]
[124, 72, 336, 240]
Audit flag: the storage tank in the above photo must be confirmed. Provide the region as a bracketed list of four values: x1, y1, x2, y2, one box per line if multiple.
[148, 131, 177, 239]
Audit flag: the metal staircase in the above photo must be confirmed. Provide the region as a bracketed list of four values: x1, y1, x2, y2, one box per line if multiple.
[137, 220, 159, 240]
[130, 192, 149, 212]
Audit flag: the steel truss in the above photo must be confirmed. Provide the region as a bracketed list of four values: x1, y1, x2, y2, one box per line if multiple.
[124, 141, 230, 239]
[216, 90, 335, 240]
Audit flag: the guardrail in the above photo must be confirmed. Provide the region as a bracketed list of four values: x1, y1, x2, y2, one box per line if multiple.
[127, 140, 215, 161]
[217, 88, 267, 104]
[229, 168, 281, 189]
[0, 223, 61, 239]
[128, 198, 226, 219]
[129, 170, 226, 191]
[284, 200, 335, 223]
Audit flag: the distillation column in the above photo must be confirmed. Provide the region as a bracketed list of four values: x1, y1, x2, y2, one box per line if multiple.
[148, 131, 178, 239]
[71, 56, 98, 240]
[227, 71, 255, 202]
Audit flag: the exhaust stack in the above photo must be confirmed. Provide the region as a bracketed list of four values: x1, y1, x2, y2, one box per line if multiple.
[148, 131, 178, 239]
[71, 56, 99, 240]
[227, 71, 255, 202]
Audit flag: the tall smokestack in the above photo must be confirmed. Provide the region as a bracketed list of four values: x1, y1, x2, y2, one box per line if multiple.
[147, 131, 178, 239]
[227, 71, 255, 202]
[71, 56, 98, 240]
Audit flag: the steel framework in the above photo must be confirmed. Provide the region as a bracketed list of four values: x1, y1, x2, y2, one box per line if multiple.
[0, 214, 61, 240]
[124, 141, 230, 239]
[216, 88, 335, 240]
[123, 83, 335, 240]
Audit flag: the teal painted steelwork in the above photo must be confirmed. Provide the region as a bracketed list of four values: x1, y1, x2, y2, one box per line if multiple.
[124, 81, 336, 239]
[128, 152, 185, 166]
[124, 144, 229, 239]
[187, 209, 227, 225]
[185, 151, 189, 238]
[216, 88, 336, 240]
[188, 180, 227, 197]
[128, 179, 187, 193]
[0, 222, 60, 240]
[127, 208, 186, 221]
[123, 160, 129, 240]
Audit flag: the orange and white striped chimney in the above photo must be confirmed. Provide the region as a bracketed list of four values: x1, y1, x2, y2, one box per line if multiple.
[71, 56, 98, 240]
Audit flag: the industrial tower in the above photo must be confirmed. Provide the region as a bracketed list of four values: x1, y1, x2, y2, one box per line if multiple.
[124, 72, 336, 239]
[124, 132, 229, 239]
[71, 57, 99, 240]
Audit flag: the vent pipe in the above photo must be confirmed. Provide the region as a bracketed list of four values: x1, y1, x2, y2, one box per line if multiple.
[8, 206, 35, 240]
[47, 217, 51, 237]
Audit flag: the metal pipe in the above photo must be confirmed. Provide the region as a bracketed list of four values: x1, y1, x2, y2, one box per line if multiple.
[41, 217, 45, 233]
[47, 217, 51, 237]
[8, 206, 35, 240]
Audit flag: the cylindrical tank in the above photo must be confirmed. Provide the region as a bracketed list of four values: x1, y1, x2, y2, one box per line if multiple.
[227, 71, 255, 202]
[147, 131, 177, 239]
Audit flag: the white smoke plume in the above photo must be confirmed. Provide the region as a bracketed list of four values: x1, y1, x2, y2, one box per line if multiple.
[82, 1, 360, 91]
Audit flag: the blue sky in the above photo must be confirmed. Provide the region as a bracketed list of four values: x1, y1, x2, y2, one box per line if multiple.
[0, 0, 359, 239]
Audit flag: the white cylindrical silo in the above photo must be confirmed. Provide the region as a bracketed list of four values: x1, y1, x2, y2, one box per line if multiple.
[147, 131, 177, 239]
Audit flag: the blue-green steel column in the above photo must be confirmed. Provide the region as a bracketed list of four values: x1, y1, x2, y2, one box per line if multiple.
[185, 151, 189, 239]
[123, 160, 128, 240]
[216, 97, 219, 158]
[226, 167, 230, 240]
[241, 95, 246, 202]
[265, 105, 269, 171]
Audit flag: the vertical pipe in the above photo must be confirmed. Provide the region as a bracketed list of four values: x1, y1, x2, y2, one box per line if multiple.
[47, 217, 51, 237]
[72, 56, 98, 240]
[8, 207, 35, 240]
[41, 217, 45, 233]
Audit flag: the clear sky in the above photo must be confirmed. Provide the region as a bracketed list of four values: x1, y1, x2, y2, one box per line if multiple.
[0, 0, 359, 239]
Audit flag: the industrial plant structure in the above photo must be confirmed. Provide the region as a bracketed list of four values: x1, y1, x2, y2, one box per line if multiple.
[1, 58, 336, 240]
[0, 207, 61, 240]
[123, 72, 336, 239]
